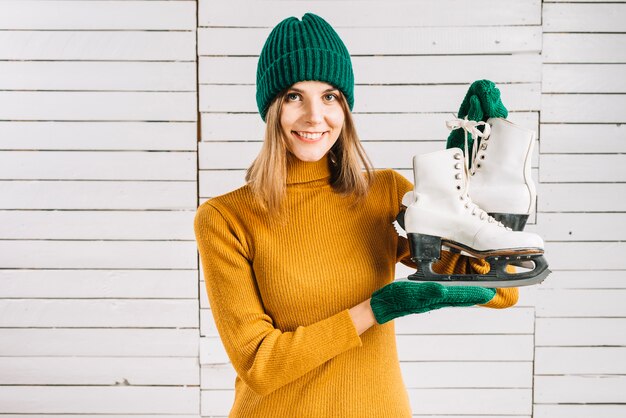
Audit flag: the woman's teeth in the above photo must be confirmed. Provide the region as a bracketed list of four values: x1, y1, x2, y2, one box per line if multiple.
[296, 131, 324, 140]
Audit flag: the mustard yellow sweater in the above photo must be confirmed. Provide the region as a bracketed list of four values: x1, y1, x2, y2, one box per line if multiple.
[194, 156, 517, 417]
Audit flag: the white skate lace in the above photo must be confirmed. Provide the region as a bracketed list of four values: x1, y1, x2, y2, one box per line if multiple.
[445, 115, 491, 176]
[446, 116, 510, 230]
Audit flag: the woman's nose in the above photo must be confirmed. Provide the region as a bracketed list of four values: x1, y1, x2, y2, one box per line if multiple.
[303, 99, 323, 124]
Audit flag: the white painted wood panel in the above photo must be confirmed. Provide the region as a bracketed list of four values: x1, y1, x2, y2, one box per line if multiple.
[544, 242, 626, 270]
[394, 307, 534, 334]
[0, 357, 199, 385]
[0, 269, 197, 298]
[547, 0, 625, 2]
[200, 55, 542, 84]
[0, 210, 196, 240]
[536, 347, 626, 374]
[543, 3, 626, 33]
[0, 151, 196, 180]
[411, 416, 530, 418]
[540, 154, 626, 183]
[534, 270, 626, 289]
[0, 61, 196, 91]
[199, 170, 247, 198]
[540, 123, 626, 153]
[536, 318, 626, 346]
[538, 183, 626, 212]
[0, 121, 197, 151]
[199, 0, 540, 27]
[0, 181, 197, 209]
[198, 142, 260, 169]
[536, 289, 626, 317]
[0, 386, 198, 414]
[543, 64, 626, 93]
[0, 240, 197, 269]
[542, 94, 626, 123]
[401, 362, 532, 388]
[0, 1, 196, 30]
[201, 364, 236, 390]
[0, 31, 196, 60]
[0, 416, 198, 418]
[200, 84, 540, 113]
[409, 389, 532, 415]
[198, 26, 542, 56]
[535, 375, 626, 403]
[543, 34, 626, 63]
[1, 1, 199, 417]
[0, 329, 199, 356]
[396, 335, 533, 361]
[1, 299, 198, 327]
[199, 293, 212, 317]
[532, 213, 626, 241]
[200, 337, 229, 365]
[0, 91, 196, 121]
[200, 112, 538, 141]
[535, 405, 626, 418]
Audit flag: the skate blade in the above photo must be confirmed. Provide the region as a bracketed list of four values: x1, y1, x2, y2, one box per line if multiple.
[407, 267, 551, 288]
[407, 233, 551, 287]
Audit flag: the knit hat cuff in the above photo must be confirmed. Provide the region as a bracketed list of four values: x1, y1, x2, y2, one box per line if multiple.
[256, 47, 354, 120]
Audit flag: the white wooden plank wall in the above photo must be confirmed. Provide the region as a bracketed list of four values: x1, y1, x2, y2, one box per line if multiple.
[532, 2, 626, 418]
[3, 0, 625, 417]
[198, 1, 540, 417]
[0, 1, 200, 416]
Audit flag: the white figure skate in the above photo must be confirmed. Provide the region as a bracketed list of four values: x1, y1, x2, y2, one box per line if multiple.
[401, 147, 550, 287]
[448, 117, 536, 231]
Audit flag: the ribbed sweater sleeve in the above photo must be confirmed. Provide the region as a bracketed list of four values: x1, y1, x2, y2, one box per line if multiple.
[194, 202, 362, 396]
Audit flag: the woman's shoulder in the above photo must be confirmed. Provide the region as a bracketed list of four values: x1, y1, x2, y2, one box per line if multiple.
[196, 183, 256, 221]
[371, 169, 413, 194]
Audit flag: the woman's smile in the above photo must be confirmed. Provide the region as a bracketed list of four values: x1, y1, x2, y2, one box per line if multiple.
[292, 131, 328, 142]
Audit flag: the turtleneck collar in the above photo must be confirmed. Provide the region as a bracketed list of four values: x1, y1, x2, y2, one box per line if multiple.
[286, 154, 332, 185]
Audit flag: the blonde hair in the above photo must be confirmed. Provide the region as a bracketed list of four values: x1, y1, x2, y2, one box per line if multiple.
[245, 91, 374, 214]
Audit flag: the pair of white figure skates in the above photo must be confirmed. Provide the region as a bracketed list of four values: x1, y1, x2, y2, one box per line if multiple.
[400, 117, 551, 287]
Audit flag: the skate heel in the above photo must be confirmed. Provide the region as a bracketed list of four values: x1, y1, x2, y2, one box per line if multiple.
[490, 213, 529, 231]
[407, 233, 442, 263]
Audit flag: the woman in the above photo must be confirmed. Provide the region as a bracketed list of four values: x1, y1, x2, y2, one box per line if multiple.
[194, 13, 517, 417]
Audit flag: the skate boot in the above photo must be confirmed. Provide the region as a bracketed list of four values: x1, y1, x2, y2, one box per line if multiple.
[402, 147, 550, 287]
[453, 117, 537, 231]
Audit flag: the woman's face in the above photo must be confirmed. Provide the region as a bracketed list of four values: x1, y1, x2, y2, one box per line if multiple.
[280, 80, 345, 162]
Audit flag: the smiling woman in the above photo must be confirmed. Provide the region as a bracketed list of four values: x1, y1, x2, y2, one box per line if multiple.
[194, 12, 514, 418]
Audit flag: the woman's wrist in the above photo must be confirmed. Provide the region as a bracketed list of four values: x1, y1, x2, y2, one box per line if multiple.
[348, 298, 377, 335]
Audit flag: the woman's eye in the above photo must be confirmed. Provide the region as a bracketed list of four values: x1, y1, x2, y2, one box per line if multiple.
[286, 92, 300, 101]
[324, 93, 337, 101]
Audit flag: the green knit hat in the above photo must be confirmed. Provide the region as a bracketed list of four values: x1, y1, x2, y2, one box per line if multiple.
[256, 13, 354, 121]
[446, 80, 508, 159]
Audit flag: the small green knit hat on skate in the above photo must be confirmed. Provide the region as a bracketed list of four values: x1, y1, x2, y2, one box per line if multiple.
[255, 13, 355, 121]
[446, 79, 509, 157]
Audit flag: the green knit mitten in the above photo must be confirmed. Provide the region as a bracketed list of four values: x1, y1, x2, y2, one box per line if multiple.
[370, 281, 496, 324]
[446, 79, 508, 160]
